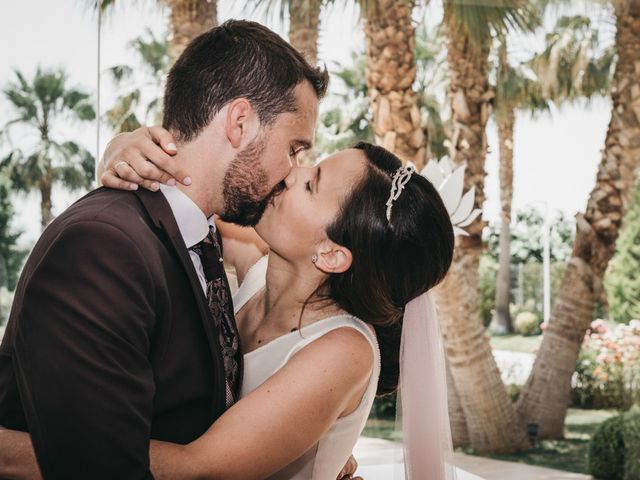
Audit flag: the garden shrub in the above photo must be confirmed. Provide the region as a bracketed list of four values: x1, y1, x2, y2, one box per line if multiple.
[371, 392, 396, 419]
[572, 320, 640, 409]
[506, 384, 522, 403]
[589, 409, 640, 480]
[514, 311, 541, 336]
[479, 255, 497, 328]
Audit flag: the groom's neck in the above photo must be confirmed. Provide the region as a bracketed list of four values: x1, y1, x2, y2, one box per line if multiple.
[172, 140, 228, 219]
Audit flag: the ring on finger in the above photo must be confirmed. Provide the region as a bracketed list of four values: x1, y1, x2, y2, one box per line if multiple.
[114, 161, 129, 172]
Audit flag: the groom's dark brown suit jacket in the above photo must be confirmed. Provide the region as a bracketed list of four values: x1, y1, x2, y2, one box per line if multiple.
[0, 187, 236, 479]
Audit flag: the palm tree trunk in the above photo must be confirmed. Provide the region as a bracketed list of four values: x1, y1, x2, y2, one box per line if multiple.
[490, 109, 515, 335]
[516, 0, 640, 439]
[447, 357, 470, 447]
[40, 180, 53, 230]
[362, 0, 426, 169]
[434, 10, 530, 453]
[167, 0, 218, 61]
[289, 0, 322, 65]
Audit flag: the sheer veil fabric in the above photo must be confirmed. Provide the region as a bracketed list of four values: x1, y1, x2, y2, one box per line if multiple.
[394, 292, 457, 480]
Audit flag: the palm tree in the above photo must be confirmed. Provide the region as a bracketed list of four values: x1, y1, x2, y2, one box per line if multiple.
[0, 68, 96, 229]
[89, 0, 217, 61]
[489, 41, 550, 335]
[105, 29, 171, 133]
[362, 0, 427, 169]
[289, 0, 323, 64]
[249, 0, 426, 168]
[516, 2, 637, 439]
[433, 0, 542, 454]
[246, 0, 323, 64]
[316, 25, 448, 160]
[167, 0, 218, 60]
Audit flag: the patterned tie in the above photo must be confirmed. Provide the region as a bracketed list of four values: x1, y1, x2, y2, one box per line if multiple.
[190, 225, 240, 407]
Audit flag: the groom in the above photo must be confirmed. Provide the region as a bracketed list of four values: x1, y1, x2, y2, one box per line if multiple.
[0, 20, 327, 478]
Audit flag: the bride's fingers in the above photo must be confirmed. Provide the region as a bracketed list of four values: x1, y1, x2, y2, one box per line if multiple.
[147, 125, 177, 155]
[101, 170, 139, 191]
[103, 159, 159, 192]
[116, 160, 161, 192]
[337, 455, 358, 479]
[141, 137, 191, 187]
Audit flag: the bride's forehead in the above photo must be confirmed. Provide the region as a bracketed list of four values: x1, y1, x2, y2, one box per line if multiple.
[317, 149, 365, 169]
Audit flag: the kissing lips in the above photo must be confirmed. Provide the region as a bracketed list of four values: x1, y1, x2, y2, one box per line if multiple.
[268, 180, 286, 209]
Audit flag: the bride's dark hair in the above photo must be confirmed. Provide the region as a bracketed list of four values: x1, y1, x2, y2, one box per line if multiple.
[320, 142, 454, 395]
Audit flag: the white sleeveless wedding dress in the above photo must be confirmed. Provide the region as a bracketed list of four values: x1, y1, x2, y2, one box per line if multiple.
[233, 256, 381, 480]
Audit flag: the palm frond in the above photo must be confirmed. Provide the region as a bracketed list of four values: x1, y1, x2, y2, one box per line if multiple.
[444, 0, 543, 43]
[530, 14, 614, 103]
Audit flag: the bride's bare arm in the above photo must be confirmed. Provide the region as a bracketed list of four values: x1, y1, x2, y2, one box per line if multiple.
[99, 126, 191, 191]
[150, 327, 373, 480]
[0, 328, 372, 480]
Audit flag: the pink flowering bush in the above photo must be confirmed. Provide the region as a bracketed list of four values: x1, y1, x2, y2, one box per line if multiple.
[572, 320, 640, 409]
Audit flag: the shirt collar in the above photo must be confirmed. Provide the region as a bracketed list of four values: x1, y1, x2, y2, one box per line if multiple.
[159, 184, 214, 249]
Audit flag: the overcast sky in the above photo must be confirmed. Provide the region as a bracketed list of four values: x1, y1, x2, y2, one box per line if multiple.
[0, 0, 613, 246]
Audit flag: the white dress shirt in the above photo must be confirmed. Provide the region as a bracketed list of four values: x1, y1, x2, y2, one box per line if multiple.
[159, 184, 216, 294]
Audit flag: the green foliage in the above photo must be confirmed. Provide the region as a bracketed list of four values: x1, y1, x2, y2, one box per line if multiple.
[531, 15, 615, 103]
[514, 311, 541, 336]
[415, 25, 449, 160]
[0, 67, 96, 227]
[479, 254, 498, 327]
[486, 206, 575, 264]
[370, 391, 396, 419]
[0, 175, 27, 292]
[482, 207, 573, 321]
[315, 53, 373, 155]
[605, 184, 640, 323]
[105, 28, 170, 133]
[589, 410, 640, 480]
[506, 383, 522, 403]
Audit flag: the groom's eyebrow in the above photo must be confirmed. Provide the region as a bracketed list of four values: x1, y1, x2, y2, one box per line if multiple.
[294, 139, 312, 151]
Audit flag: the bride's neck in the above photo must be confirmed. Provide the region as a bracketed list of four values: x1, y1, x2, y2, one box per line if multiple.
[261, 252, 338, 327]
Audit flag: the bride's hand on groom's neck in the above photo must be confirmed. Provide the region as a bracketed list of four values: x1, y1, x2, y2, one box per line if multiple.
[99, 126, 192, 193]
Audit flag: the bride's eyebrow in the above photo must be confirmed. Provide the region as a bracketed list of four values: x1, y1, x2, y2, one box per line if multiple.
[315, 166, 322, 194]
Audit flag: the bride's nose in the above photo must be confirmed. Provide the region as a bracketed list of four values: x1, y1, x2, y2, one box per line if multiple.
[283, 167, 308, 190]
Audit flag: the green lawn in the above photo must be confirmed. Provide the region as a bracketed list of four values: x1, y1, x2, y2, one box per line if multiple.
[362, 417, 401, 441]
[489, 333, 541, 353]
[363, 408, 618, 474]
[467, 408, 619, 474]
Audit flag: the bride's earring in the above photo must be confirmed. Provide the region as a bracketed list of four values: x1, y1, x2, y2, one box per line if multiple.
[311, 254, 318, 264]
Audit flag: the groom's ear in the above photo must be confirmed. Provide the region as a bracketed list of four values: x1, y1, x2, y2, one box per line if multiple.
[314, 241, 353, 274]
[225, 98, 258, 148]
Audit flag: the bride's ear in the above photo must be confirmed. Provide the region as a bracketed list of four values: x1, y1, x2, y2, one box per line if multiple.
[314, 242, 352, 274]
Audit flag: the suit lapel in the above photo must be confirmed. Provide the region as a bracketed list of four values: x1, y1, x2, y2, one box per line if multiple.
[133, 189, 227, 415]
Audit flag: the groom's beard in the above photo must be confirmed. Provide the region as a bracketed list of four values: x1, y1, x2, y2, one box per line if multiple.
[220, 136, 276, 227]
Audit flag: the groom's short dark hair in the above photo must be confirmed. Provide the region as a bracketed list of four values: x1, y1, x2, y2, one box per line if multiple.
[163, 19, 329, 142]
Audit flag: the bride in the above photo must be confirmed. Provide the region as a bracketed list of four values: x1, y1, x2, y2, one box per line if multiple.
[0, 140, 456, 480]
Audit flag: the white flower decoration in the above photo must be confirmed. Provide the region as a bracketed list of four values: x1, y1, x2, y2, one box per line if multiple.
[420, 157, 482, 236]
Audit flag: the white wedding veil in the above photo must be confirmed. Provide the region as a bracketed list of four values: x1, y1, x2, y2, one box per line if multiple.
[394, 292, 457, 480]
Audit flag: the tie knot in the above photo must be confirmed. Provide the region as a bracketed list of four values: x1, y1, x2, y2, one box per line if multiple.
[190, 225, 223, 280]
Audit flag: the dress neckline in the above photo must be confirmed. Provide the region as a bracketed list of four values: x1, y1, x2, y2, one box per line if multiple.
[243, 314, 356, 358]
